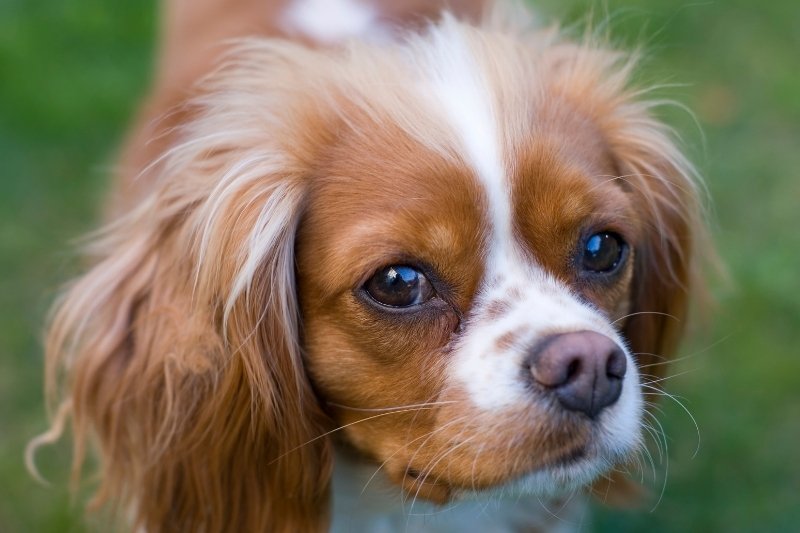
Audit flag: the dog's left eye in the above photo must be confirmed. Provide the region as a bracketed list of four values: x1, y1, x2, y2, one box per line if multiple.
[364, 265, 434, 308]
[582, 232, 627, 273]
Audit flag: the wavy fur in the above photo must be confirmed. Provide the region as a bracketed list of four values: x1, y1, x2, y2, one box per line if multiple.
[31, 5, 705, 531]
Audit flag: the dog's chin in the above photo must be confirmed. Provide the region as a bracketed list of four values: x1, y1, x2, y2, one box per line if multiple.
[452, 444, 630, 502]
[389, 423, 642, 506]
[429, 396, 644, 502]
[449, 410, 644, 502]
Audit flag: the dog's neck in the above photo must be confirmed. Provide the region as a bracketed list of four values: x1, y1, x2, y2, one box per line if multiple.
[330, 450, 588, 532]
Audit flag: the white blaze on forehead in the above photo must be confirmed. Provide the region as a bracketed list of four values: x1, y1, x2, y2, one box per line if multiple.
[281, 0, 379, 44]
[419, 17, 513, 268]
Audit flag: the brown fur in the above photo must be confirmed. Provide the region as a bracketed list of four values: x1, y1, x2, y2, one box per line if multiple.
[31, 1, 704, 531]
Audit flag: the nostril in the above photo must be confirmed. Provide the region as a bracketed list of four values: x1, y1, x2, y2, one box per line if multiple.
[565, 358, 581, 382]
[606, 348, 627, 380]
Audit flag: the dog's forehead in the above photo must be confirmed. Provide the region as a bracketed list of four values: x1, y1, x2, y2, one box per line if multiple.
[300, 27, 627, 306]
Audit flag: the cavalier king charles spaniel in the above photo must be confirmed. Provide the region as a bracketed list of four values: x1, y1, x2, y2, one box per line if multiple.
[32, 0, 703, 531]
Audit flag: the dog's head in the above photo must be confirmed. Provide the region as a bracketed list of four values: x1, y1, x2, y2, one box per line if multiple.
[40, 15, 700, 532]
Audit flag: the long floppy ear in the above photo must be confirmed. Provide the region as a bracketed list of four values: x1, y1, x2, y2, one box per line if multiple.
[33, 64, 332, 531]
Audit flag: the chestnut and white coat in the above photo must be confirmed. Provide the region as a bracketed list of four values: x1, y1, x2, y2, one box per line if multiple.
[31, 0, 702, 531]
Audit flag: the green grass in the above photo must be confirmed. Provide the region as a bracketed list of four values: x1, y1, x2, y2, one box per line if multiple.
[2, 0, 798, 531]
[0, 1, 155, 531]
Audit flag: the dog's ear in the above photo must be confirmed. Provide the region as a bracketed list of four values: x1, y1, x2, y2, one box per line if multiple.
[35, 101, 332, 532]
[610, 128, 699, 384]
[594, 110, 701, 507]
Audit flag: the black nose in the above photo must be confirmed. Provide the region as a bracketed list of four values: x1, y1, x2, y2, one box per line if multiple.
[528, 331, 627, 418]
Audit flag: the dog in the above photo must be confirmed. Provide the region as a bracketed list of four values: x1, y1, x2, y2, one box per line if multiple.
[32, 0, 703, 530]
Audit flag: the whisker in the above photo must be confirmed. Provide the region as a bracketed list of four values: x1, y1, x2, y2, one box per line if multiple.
[612, 310, 679, 325]
[269, 406, 443, 465]
[648, 412, 671, 460]
[468, 438, 488, 499]
[641, 421, 666, 475]
[358, 393, 458, 496]
[404, 416, 484, 515]
[408, 435, 479, 518]
[648, 385, 701, 460]
[641, 384, 700, 453]
[536, 486, 581, 526]
[642, 400, 668, 419]
[651, 446, 669, 513]
[634, 351, 669, 362]
[640, 368, 696, 386]
[640, 421, 663, 464]
[360, 416, 468, 496]
[644, 414, 666, 452]
[637, 334, 733, 369]
[631, 449, 648, 484]
[402, 417, 473, 502]
[328, 400, 457, 413]
[641, 410, 670, 512]
[587, 173, 655, 197]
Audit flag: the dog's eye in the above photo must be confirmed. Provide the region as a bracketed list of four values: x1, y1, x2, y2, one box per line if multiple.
[582, 232, 626, 273]
[364, 265, 434, 308]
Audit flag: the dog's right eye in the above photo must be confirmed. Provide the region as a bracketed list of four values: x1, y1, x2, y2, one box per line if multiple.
[364, 265, 435, 308]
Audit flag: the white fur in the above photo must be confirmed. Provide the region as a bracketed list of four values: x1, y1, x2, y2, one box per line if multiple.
[419, 16, 510, 262]
[281, 0, 380, 44]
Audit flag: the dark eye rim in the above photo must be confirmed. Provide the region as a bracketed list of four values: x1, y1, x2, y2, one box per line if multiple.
[576, 229, 630, 279]
[357, 261, 446, 314]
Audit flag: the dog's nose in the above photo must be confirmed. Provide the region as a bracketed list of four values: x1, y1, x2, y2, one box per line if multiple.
[528, 331, 627, 418]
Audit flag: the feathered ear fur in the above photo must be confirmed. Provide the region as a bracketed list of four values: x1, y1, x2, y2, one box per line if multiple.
[33, 44, 333, 532]
[613, 133, 698, 380]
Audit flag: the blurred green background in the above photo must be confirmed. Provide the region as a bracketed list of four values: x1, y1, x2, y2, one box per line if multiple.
[1, 0, 798, 531]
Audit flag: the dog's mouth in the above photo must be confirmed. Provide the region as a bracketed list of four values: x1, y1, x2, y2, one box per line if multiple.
[399, 465, 453, 503]
[551, 444, 588, 467]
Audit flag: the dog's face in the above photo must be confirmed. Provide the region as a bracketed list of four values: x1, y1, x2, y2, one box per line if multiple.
[296, 53, 644, 499]
[41, 16, 699, 532]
